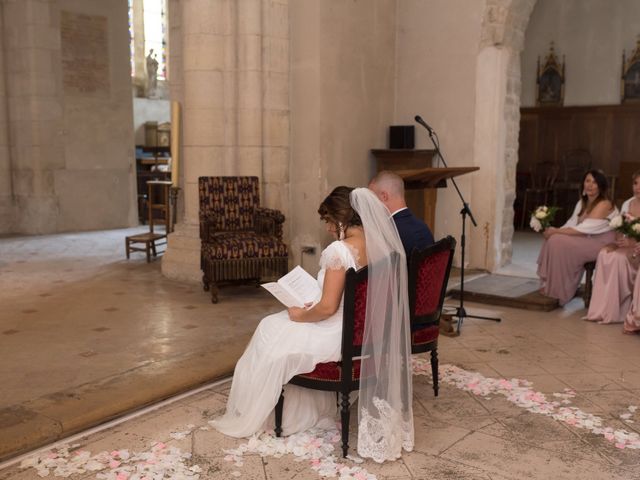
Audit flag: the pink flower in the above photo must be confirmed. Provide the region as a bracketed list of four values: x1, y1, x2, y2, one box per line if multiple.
[109, 460, 121, 469]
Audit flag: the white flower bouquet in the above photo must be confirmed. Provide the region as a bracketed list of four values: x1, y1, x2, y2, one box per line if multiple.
[529, 205, 559, 232]
[610, 213, 640, 240]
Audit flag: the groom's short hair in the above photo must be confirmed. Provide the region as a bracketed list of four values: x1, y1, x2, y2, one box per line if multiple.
[369, 170, 405, 198]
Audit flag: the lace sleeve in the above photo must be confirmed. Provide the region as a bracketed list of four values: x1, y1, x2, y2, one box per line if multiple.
[319, 242, 349, 271]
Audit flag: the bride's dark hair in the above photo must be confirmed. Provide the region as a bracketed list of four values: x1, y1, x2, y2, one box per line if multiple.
[318, 186, 363, 227]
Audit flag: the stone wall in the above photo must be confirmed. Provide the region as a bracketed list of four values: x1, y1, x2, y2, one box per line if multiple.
[522, 0, 640, 107]
[288, 0, 397, 272]
[395, 0, 535, 270]
[394, 0, 485, 268]
[0, 0, 137, 235]
[132, 98, 170, 146]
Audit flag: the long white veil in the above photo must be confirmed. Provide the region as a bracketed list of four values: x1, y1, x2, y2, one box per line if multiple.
[349, 188, 414, 462]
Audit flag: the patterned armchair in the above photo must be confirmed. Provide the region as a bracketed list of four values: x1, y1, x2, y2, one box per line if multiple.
[199, 176, 288, 303]
[408, 236, 456, 396]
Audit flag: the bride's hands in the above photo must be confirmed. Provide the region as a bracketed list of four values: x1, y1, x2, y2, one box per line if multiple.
[288, 302, 313, 322]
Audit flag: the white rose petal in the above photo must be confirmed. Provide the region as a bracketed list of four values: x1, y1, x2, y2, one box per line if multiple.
[535, 211, 547, 219]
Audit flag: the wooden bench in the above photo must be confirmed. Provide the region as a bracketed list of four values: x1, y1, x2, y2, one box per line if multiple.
[583, 261, 596, 308]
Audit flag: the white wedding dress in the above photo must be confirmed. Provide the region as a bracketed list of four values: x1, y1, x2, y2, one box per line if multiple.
[211, 240, 359, 438]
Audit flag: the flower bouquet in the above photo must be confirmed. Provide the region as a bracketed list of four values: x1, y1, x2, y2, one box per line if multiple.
[529, 205, 559, 232]
[609, 213, 640, 240]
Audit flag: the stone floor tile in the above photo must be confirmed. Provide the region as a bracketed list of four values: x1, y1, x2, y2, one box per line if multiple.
[487, 358, 550, 377]
[192, 453, 266, 479]
[520, 373, 572, 392]
[402, 451, 495, 480]
[604, 370, 640, 390]
[441, 432, 633, 480]
[412, 413, 472, 457]
[263, 454, 322, 480]
[555, 372, 627, 392]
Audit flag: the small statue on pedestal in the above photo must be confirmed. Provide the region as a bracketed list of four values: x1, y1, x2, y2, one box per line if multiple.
[146, 49, 159, 97]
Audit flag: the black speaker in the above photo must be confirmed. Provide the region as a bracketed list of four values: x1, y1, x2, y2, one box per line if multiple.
[389, 125, 415, 149]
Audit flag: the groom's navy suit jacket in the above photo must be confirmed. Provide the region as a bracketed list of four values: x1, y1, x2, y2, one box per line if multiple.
[393, 208, 435, 257]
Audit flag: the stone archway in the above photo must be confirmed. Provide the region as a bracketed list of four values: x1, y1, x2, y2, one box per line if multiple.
[471, 0, 537, 271]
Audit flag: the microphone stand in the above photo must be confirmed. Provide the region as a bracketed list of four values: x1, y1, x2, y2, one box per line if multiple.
[415, 120, 501, 333]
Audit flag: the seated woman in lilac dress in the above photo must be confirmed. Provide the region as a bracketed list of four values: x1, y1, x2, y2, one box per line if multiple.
[585, 172, 640, 324]
[537, 170, 617, 306]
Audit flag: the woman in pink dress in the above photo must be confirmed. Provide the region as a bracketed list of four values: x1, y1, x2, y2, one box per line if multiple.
[585, 172, 640, 324]
[537, 170, 617, 306]
[625, 242, 640, 334]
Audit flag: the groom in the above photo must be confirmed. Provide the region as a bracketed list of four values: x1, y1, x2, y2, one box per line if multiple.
[369, 170, 434, 256]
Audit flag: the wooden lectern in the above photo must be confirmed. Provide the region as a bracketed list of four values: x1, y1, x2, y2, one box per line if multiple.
[371, 149, 479, 230]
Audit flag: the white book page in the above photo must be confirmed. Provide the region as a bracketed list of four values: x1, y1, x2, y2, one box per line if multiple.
[278, 266, 321, 304]
[260, 282, 303, 308]
[261, 266, 320, 307]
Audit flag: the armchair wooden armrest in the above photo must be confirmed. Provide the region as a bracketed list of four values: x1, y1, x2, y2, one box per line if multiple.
[254, 207, 285, 239]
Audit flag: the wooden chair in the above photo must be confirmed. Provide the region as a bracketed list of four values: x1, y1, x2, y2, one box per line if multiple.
[274, 264, 369, 458]
[520, 161, 560, 230]
[552, 149, 592, 225]
[199, 177, 288, 303]
[408, 236, 456, 397]
[125, 180, 172, 262]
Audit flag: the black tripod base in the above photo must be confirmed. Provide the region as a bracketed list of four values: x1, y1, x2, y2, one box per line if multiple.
[463, 313, 501, 322]
[451, 307, 501, 334]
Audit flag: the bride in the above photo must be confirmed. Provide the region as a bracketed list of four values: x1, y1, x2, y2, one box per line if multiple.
[211, 186, 414, 462]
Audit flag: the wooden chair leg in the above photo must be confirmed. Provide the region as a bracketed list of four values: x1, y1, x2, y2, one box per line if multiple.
[202, 274, 210, 292]
[584, 265, 594, 308]
[274, 390, 284, 437]
[340, 391, 350, 458]
[145, 242, 151, 263]
[520, 191, 529, 230]
[211, 282, 219, 303]
[125, 238, 130, 259]
[151, 240, 157, 257]
[431, 348, 439, 397]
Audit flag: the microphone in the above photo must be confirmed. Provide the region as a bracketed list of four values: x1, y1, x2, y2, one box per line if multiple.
[414, 115, 434, 134]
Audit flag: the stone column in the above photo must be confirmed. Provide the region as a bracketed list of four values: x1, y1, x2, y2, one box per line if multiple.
[0, 2, 14, 232]
[162, 0, 290, 283]
[469, 0, 536, 270]
[2, 0, 62, 234]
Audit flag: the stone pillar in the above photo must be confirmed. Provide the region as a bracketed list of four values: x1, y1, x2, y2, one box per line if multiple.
[469, 0, 536, 270]
[162, 0, 290, 283]
[0, 2, 14, 233]
[2, 0, 62, 233]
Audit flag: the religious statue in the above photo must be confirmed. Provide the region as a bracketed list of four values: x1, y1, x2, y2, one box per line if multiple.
[146, 49, 159, 97]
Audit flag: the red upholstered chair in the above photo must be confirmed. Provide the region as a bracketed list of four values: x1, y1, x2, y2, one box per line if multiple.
[274, 264, 369, 458]
[408, 236, 456, 397]
[199, 177, 288, 303]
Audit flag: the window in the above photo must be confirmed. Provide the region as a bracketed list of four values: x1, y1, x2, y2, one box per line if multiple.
[128, 0, 168, 82]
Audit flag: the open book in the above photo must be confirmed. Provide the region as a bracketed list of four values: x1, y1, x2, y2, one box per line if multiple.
[261, 265, 321, 308]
